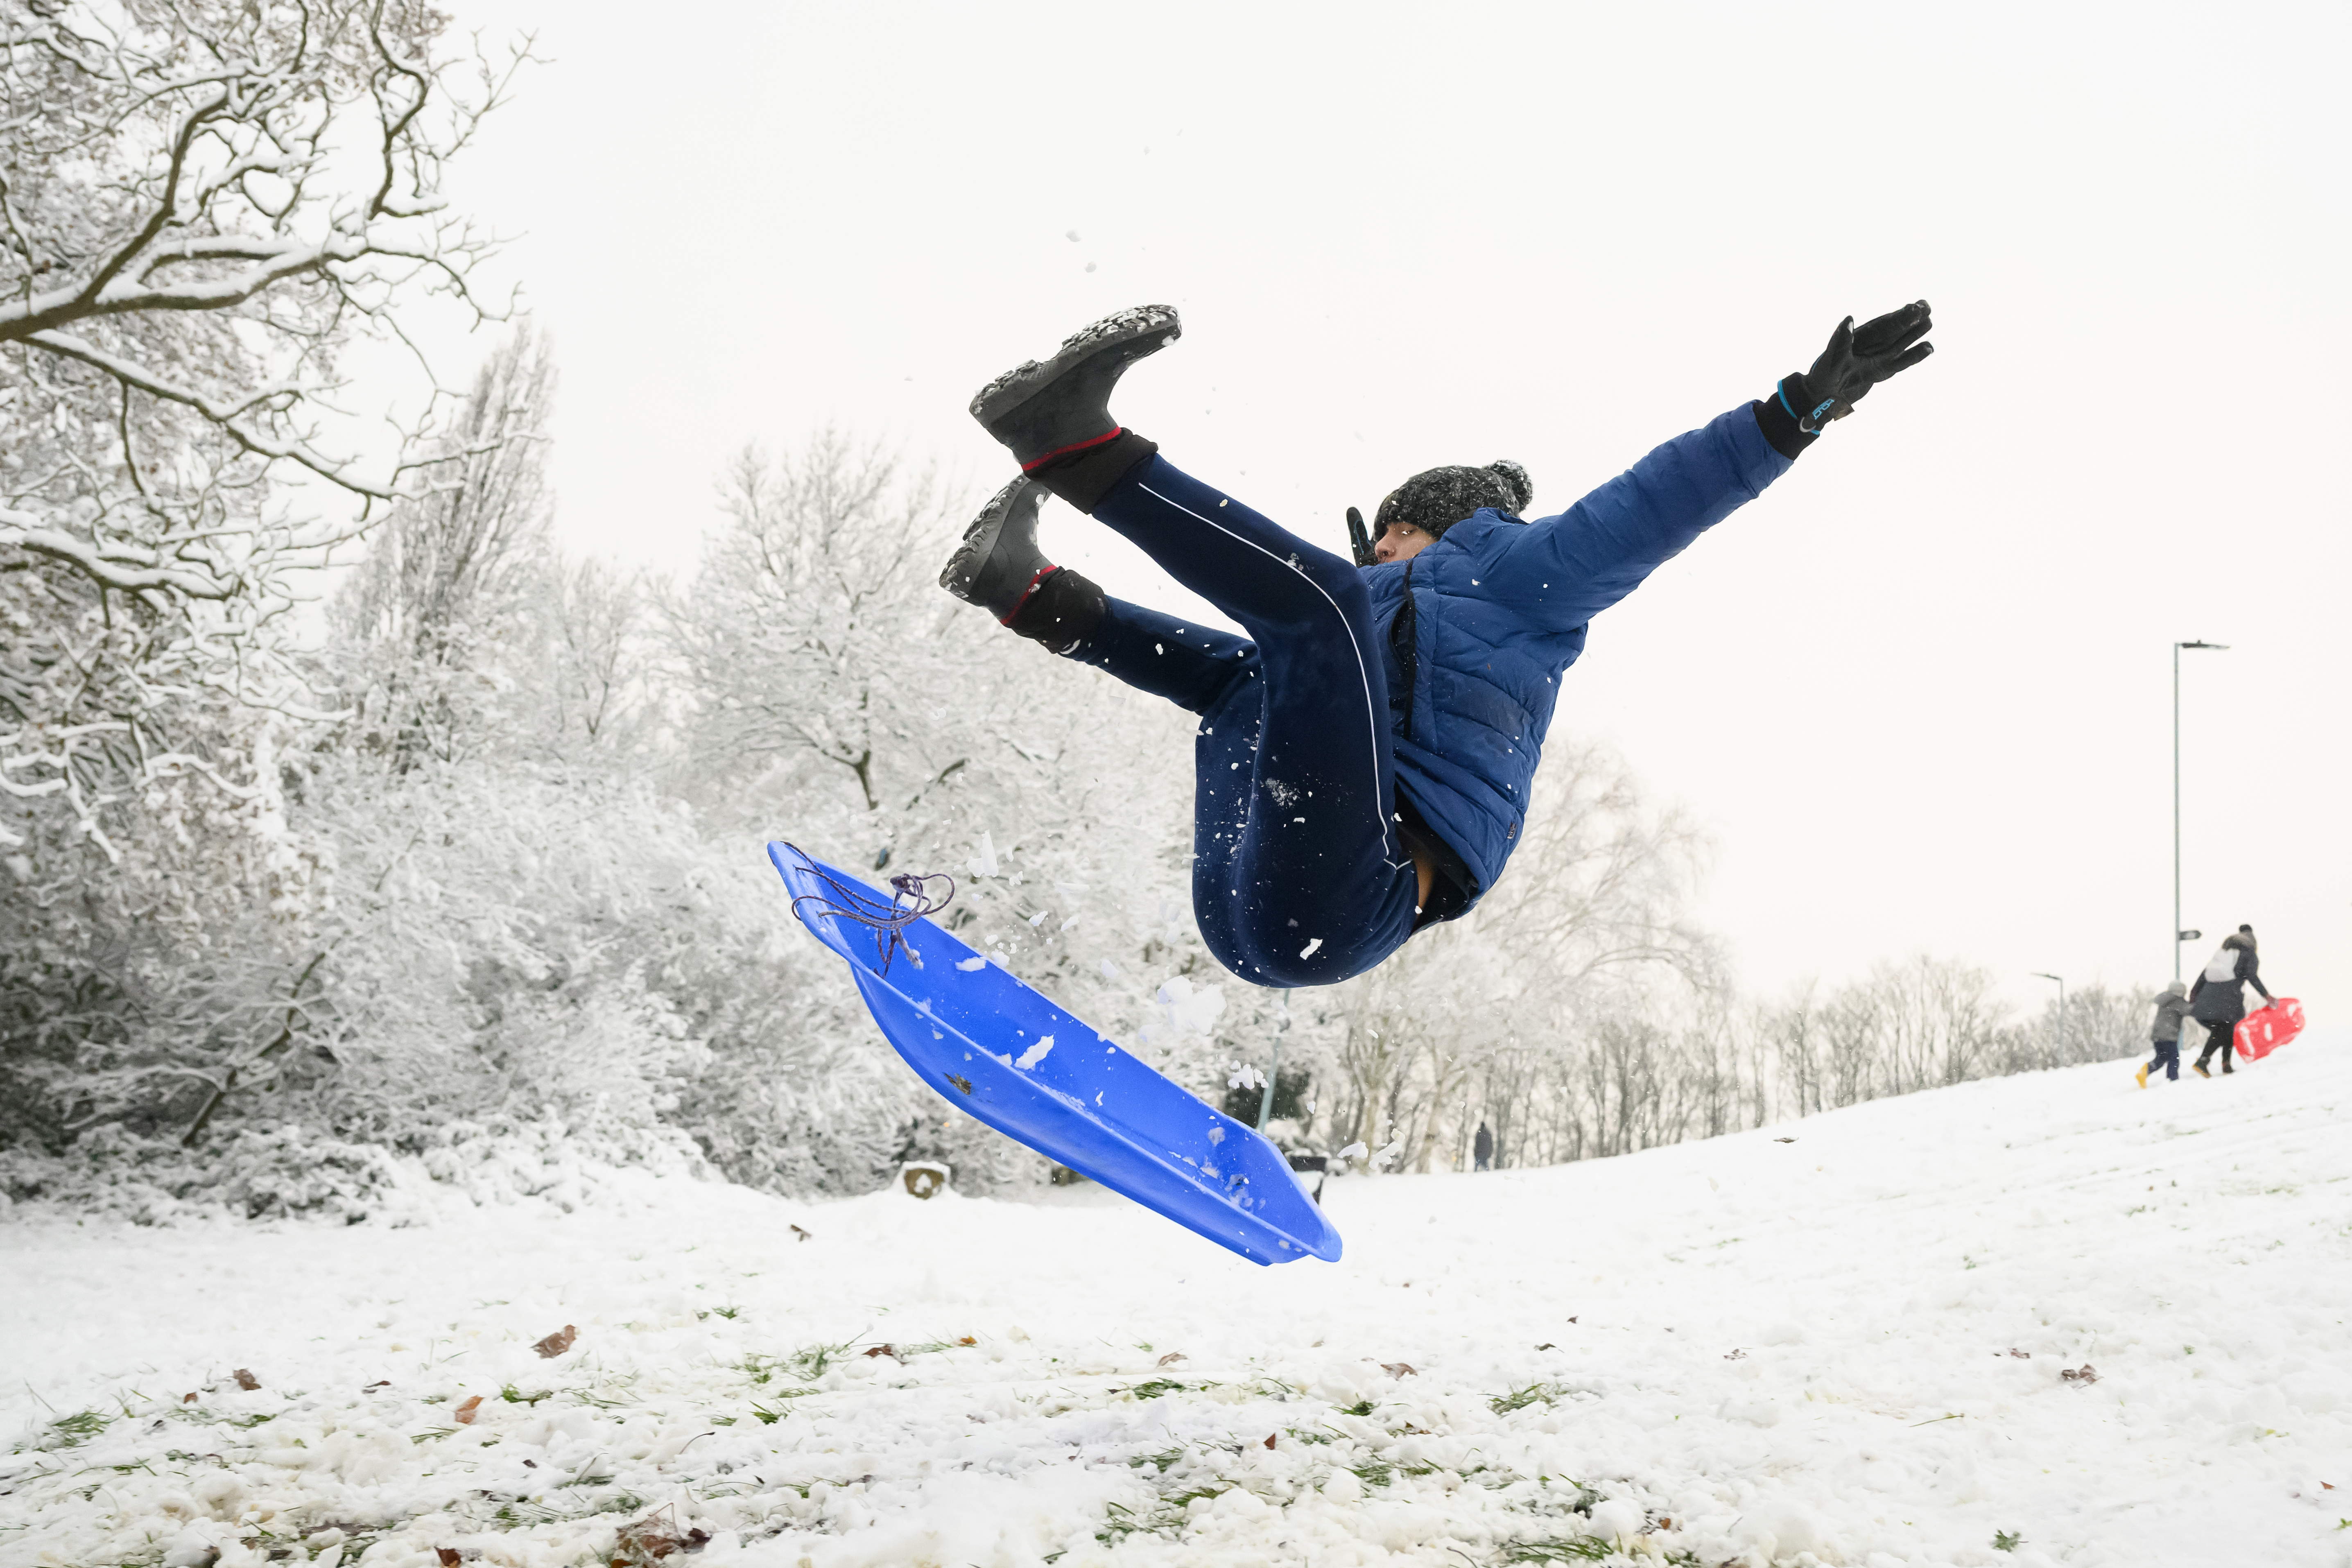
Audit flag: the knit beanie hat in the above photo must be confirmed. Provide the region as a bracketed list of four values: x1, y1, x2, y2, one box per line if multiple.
[1374, 459, 1533, 540]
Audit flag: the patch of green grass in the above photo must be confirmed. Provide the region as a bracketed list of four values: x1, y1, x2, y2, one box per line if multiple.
[1124, 1379, 1199, 1401]
[1994, 1530, 2023, 1552]
[747, 1387, 821, 1424]
[891, 1339, 964, 1358]
[1503, 1539, 1612, 1563]
[38, 1411, 110, 1451]
[783, 1341, 850, 1382]
[1096, 1500, 1162, 1545]
[1491, 1383, 1560, 1415]
[1097, 1486, 1230, 1545]
[500, 1385, 552, 1405]
[1342, 1400, 1376, 1417]
[1349, 1459, 1395, 1489]
[1126, 1445, 1185, 1472]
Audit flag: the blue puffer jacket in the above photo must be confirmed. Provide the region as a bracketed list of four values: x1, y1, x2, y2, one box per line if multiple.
[1363, 403, 1793, 908]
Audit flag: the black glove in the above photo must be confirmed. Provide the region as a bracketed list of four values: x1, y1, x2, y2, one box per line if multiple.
[1781, 300, 1934, 432]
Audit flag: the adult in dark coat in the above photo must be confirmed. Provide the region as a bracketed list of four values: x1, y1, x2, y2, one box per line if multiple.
[1473, 1121, 1495, 1172]
[2189, 925, 2276, 1077]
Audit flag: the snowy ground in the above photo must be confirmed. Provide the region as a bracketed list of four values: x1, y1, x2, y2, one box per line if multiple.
[5, 1041, 2350, 1568]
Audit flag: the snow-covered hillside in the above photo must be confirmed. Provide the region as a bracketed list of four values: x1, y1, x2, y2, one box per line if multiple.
[5, 1038, 2347, 1568]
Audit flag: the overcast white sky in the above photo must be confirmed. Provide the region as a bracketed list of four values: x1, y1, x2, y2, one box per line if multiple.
[406, 0, 2348, 1024]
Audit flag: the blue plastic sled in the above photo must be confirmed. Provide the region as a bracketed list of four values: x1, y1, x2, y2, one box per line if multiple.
[767, 844, 1341, 1266]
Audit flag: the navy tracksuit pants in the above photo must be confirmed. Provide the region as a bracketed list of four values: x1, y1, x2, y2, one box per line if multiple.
[1058, 455, 1419, 988]
[2145, 1038, 2180, 1081]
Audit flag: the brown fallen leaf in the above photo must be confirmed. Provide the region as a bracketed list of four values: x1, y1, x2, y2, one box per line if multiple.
[683, 1530, 710, 1554]
[1262, 1433, 1278, 1449]
[1156, 1351, 1187, 1367]
[2324, 1482, 2336, 1490]
[1381, 1362, 1418, 1378]
[2060, 1364, 2099, 1385]
[362, 1380, 393, 1392]
[957, 1336, 976, 1346]
[1774, 1136, 1796, 1143]
[863, 1344, 898, 1360]
[452, 1395, 484, 1425]
[233, 1369, 261, 1391]
[2008, 1349, 2031, 1359]
[183, 1392, 198, 1404]
[1533, 1343, 1555, 1351]
[789, 1224, 812, 1242]
[1567, 1316, 1579, 1324]
[533, 1325, 578, 1359]
[613, 1505, 691, 1565]
[436, 1550, 460, 1567]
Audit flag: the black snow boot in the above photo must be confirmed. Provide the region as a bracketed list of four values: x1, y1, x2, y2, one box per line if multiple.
[970, 305, 1178, 512]
[941, 477, 1104, 650]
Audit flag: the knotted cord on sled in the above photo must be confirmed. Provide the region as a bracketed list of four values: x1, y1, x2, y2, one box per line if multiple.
[777, 845, 954, 975]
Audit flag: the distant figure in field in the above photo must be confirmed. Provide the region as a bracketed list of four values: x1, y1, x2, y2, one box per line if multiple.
[1473, 1122, 1495, 1172]
[2137, 981, 2192, 1087]
[2189, 925, 2277, 1078]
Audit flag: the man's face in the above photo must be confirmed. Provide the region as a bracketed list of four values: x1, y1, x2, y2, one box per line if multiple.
[1373, 521, 1436, 564]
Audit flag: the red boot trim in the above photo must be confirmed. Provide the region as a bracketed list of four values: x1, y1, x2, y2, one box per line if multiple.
[1020, 426, 1126, 473]
[999, 564, 1061, 627]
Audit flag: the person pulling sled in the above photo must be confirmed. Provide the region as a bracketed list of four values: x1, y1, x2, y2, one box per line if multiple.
[2189, 925, 2277, 1077]
[943, 301, 1934, 988]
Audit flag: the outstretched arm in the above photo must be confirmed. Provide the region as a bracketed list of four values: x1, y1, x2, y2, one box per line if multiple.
[2243, 951, 2275, 1003]
[1484, 302, 1935, 633]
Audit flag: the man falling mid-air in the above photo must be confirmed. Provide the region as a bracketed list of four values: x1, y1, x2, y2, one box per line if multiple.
[943, 301, 1934, 988]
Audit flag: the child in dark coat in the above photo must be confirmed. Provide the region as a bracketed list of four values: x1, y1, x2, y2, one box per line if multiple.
[2138, 981, 2192, 1086]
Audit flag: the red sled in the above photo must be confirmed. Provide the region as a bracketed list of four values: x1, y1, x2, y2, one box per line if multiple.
[2236, 999, 2305, 1061]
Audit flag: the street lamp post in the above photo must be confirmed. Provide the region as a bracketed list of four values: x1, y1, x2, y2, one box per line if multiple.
[2174, 640, 2229, 980]
[2032, 971, 2066, 1057]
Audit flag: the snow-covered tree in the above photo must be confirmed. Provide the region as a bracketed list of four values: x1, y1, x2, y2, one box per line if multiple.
[1, 0, 525, 848]
[0, 1, 524, 1155]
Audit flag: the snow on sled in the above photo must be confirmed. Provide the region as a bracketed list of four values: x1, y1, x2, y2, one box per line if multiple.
[2236, 999, 2305, 1062]
[765, 843, 1341, 1267]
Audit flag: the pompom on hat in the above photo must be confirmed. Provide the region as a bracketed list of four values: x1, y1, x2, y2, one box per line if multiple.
[1374, 459, 1532, 541]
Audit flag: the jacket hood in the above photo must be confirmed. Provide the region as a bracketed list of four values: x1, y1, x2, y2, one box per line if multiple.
[2158, 981, 2187, 1000]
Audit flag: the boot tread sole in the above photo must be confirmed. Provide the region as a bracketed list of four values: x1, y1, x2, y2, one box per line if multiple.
[968, 304, 1182, 424]
[940, 477, 1048, 609]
